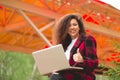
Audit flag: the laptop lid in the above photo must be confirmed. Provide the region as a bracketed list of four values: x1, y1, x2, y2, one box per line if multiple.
[32, 44, 70, 75]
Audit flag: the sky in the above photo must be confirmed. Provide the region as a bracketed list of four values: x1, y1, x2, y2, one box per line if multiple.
[100, 0, 120, 10]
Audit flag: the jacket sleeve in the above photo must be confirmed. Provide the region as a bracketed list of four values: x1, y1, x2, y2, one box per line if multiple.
[74, 36, 98, 71]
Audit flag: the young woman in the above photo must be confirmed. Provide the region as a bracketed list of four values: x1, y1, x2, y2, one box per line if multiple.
[50, 13, 98, 80]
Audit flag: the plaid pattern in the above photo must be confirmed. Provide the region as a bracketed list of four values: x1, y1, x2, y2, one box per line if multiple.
[60, 34, 98, 80]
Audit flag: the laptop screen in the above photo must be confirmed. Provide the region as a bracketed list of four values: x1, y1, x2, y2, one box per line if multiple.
[32, 44, 70, 75]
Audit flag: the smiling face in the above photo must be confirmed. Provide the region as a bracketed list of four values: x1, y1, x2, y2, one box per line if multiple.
[68, 18, 80, 39]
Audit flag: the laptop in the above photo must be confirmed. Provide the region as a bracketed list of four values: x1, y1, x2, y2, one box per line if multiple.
[32, 44, 83, 75]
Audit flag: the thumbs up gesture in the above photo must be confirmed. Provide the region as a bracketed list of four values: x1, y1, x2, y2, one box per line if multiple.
[73, 49, 84, 62]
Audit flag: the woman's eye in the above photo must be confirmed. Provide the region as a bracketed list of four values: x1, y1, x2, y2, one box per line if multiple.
[73, 23, 77, 26]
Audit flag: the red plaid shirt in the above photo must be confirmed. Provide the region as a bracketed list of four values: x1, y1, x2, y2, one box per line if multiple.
[60, 34, 98, 80]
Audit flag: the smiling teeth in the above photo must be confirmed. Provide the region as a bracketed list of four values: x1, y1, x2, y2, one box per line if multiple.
[71, 30, 76, 33]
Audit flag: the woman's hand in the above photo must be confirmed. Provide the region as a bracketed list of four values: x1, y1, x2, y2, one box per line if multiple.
[52, 70, 59, 74]
[73, 49, 84, 62]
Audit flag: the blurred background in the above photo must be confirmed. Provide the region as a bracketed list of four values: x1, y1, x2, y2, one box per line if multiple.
[0, 0, 120, 80]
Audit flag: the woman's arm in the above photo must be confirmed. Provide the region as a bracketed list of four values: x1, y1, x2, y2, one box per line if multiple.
[73, 36, 98, 71]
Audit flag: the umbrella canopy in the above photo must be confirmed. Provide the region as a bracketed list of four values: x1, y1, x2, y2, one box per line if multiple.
[0, 0, 120, 65]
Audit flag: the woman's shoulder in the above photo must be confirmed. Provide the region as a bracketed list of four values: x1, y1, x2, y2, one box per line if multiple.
[85, 34, 97, 47]
[85, 34, 96, 42]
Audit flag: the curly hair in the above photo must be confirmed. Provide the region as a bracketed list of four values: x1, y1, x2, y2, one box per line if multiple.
[53, 13, 86, 50]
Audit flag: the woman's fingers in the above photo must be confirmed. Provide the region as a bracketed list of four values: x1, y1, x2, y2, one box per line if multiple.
[77, 48, 79, 54]
[73, 49, 83, 62]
